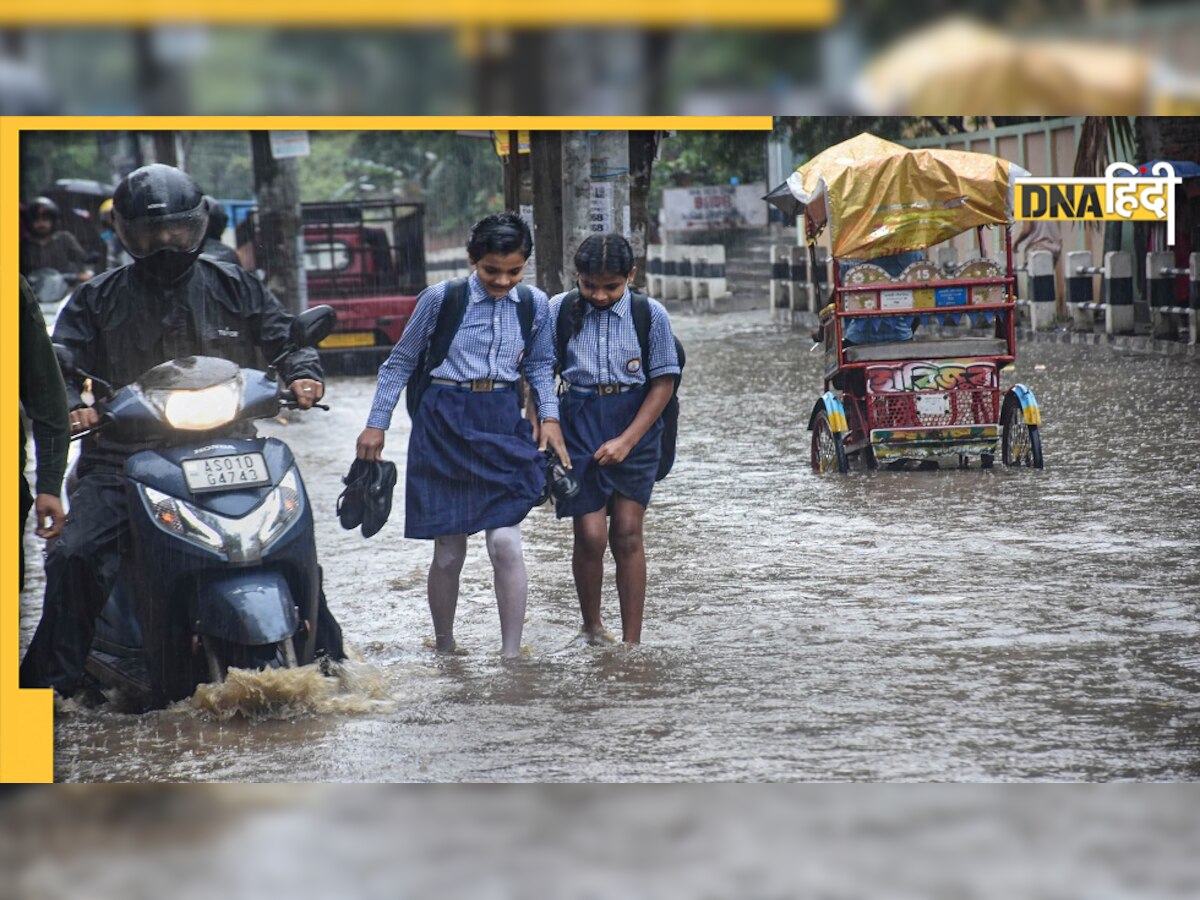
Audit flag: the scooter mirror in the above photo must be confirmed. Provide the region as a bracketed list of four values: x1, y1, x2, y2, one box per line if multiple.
[292, 305, 337, 348]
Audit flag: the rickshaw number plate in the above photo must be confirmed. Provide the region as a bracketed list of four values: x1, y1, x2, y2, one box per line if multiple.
[880, 289, 913, 310]
[916, 394, 951, 417]
[183, 453, 270, 493]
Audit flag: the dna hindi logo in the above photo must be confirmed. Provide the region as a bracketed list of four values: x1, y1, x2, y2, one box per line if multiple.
[1014, 162, 1182, 246]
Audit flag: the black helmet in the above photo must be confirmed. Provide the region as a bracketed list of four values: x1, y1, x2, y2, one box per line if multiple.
[203, 195, 228, 240]
[113, 164, 208, 260]
[27, 196, 59, 224]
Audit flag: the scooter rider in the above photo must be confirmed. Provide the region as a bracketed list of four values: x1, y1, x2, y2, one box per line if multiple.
[19, 196, 94, 281]
[20, 163, 343, 696]
[199, 195, 242, 267]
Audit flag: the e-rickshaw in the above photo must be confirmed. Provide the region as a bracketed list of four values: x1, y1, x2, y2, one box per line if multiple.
[768, 134, 1044, 474]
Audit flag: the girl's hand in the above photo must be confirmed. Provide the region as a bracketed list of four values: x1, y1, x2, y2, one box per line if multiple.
[356, 427, 386, 461]
[538, 420, 571, 469]
[594, 436, 633, 466]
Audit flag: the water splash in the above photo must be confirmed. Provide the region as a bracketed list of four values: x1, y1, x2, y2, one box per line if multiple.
[187, 656, 395, 721]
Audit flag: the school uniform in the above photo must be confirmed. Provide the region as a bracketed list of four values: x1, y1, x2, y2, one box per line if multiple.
[367, 274, 558, 539]
[550, 288, 680, 517]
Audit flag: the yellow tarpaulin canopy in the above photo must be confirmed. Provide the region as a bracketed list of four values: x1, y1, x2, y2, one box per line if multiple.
[855, 17, 1151, 115]
[777, 132, 1025, 261]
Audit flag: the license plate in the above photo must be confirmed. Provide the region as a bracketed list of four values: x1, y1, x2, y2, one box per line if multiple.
[915, 394, 951, 417]
[182, 453, 270, 493]
[320, 331, 375, 349]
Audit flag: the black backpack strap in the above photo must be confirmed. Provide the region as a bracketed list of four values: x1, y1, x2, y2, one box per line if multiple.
[407, 277, 470, 417]
[629, 291, 652, 385]
[426, 277, 471, 371]
[554, 288, 580, 379]
[515, 284, 536, 356]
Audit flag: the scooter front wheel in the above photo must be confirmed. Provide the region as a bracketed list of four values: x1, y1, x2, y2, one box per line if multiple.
[203, 635, 298, 683]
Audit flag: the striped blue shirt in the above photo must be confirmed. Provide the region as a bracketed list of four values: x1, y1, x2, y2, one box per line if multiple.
[366, 274, 558, 430]
[549, 288, 680, 388]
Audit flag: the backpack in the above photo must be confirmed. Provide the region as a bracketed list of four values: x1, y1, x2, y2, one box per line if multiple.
[555, 289, 685, 481]
[406, 278, 536, 417]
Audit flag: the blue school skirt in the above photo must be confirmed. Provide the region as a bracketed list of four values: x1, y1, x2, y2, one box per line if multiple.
[405, 384, 545, 539]
[555, 388, 663, 518]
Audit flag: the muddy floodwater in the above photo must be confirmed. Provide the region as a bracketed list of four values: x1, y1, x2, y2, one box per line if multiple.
[21, 311, 1200, 782]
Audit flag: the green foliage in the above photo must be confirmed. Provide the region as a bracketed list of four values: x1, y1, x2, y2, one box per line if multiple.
[653, 131, 767, 188]
[649, 131, 768, 220]
[783, 116, 919, 161]
[19, 134, 108, 200]
[295, 132, 503, 236]
[184, 133, 255, 199]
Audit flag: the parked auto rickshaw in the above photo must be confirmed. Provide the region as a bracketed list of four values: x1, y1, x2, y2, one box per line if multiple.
[768, 133, 1044, 473]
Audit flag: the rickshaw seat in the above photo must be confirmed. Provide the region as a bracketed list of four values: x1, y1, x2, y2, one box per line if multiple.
[843, 337, 1008, 363]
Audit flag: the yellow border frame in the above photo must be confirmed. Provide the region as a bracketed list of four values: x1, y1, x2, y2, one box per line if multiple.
[2, 1, 837, 27]
[2, 114, 772, 783]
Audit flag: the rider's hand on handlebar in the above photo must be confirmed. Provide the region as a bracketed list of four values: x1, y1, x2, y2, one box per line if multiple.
[288, 379, 324, 410]
[356, 427, 385, 461]
[69, 407, 100, 434]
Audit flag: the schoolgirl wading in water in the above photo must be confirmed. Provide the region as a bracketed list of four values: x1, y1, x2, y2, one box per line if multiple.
[549, 233, 680, 644]
[356, 213, 568, 657]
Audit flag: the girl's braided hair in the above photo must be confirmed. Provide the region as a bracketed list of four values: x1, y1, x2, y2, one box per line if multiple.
[569, 232, 635, 337]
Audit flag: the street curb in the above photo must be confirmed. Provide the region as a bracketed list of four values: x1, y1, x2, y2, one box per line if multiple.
[1016, 329, 1199, 359]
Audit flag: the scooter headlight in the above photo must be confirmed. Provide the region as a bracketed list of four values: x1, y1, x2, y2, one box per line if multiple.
[151, 379, 241, 430]
[140, 468, 304, 562]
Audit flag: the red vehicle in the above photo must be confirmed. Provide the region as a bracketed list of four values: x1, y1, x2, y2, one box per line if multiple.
[239, 199, 427, 375]
[767, 134, 1045, 473]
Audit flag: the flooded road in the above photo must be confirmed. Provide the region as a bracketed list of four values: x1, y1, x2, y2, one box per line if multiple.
[22, 311, 1200, 781]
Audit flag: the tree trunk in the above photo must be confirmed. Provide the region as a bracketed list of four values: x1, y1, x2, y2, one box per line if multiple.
[530, 131, 564, 295]
[628, 131, 659, 290]
[250, 132, 305, 315]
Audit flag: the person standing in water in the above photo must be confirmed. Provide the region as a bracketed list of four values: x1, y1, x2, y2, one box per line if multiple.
[355, 212, 568, 657]
[549, 233, 680, 644]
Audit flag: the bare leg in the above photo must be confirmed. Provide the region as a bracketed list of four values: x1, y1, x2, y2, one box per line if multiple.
[485, 525, 527, 657]
[428, 534, 467, 652]
[609, 495, 647, 643]
[572, 509, 610, 639]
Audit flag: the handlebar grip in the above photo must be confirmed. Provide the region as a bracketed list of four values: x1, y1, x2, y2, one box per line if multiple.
[278, 391, 329, 411]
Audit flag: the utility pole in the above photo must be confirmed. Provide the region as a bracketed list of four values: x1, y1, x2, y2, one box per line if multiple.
[531, 130, 657, 293]
[561, 132, 593, 291]
[502, 130, 522, 211]
[151, 132, 179, 167]
[250, 131, 304, 315]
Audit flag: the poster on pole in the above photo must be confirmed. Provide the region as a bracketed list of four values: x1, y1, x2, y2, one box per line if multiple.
[590, 182, 615, 233]
[269, 131, 311, 159]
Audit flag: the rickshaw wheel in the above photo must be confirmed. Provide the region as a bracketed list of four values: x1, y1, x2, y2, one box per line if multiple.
[812, 410, 849, 474]
[1001, 397, 1044, 469]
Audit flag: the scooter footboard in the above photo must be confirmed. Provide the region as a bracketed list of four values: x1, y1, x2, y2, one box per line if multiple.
[192, 571, 299, 646]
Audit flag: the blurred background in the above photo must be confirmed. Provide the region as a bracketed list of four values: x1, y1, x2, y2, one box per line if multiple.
[0, 1, 1198, 115]
[2, 785, 1200, 898]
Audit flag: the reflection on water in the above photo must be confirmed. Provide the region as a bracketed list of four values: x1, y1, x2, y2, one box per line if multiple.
[20, 312, 1200, 782]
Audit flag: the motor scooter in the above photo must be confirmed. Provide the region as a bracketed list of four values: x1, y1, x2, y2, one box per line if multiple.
[59, 306, 339, 708]
[25, 267, 79, 332]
